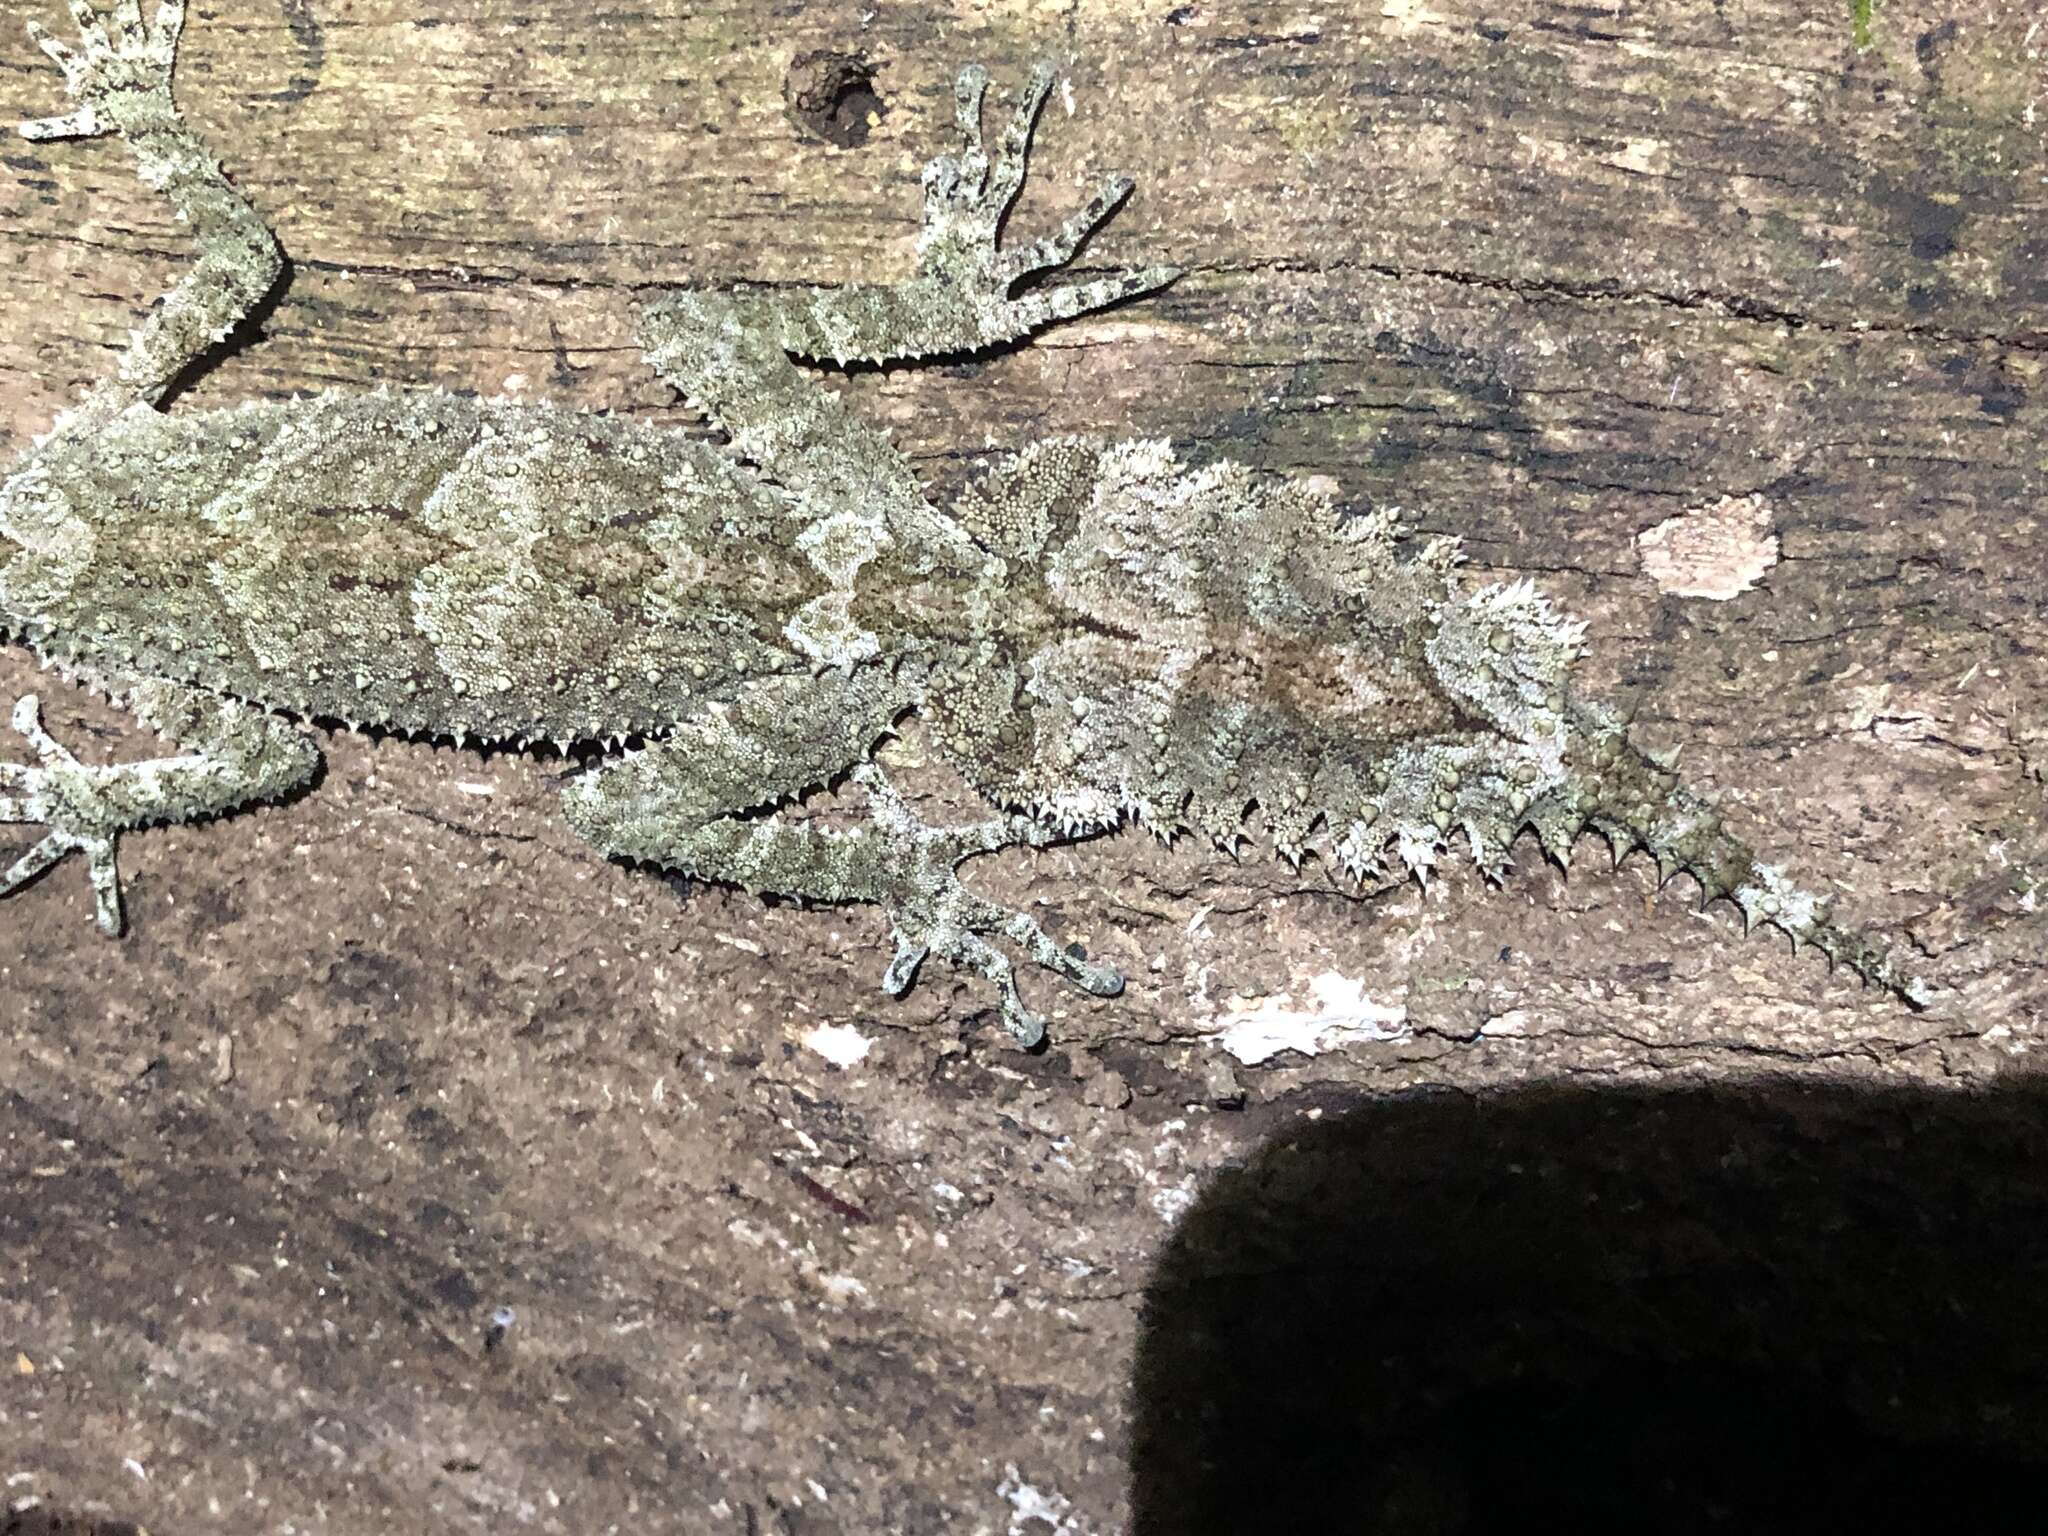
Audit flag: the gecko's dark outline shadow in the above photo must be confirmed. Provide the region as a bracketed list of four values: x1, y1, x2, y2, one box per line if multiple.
[153, 253, 297, 416]
[1128, 1078, 2048, 1534]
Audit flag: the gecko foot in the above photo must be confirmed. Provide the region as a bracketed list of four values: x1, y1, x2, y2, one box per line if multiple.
[0, 696, 135, 934]
[19, 0, 185, 143]
[858, 767, 1123, 1048]
[915, 62, 1180, 337]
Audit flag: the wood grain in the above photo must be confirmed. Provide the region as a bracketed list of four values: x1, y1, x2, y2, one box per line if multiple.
[1, 3, 2042, 1530]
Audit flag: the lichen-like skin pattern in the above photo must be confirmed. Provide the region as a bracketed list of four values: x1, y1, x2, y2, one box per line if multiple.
[1, 2, 1927, 1044]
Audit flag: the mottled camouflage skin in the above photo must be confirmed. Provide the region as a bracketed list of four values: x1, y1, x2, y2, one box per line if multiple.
[0, 1, 1925, 1044]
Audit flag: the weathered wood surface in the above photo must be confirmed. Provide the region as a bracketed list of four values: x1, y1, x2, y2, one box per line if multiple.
[1, 1, 2043, 1531]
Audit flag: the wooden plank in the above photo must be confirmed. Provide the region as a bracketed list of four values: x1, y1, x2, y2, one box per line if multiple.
[1, 2, 2042, 1530]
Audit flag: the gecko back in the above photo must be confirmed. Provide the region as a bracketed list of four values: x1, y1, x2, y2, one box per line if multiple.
[3, 393, 823, 744]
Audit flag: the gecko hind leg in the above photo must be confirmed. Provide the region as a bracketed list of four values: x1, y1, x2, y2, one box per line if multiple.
[572, 758, 1123, 1048]
[558, 674, 1123, 1046]
[633, 60, 1179, 590]
[0, 681, 318, 935]
[857, 767, 1125, 1048]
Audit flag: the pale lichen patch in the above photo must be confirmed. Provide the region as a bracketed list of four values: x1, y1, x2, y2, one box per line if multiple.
[998, 1465, 1095, 1536]
[1206, 972, 1410, 1065]
[1637, 494, 1780, 600]
[800, 1021, 874, 1068]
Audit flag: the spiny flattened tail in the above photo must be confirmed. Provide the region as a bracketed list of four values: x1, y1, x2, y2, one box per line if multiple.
[1571, 733, 1931, 1008]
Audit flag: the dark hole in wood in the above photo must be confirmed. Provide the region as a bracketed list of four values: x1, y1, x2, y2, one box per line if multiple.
[785, 51, 884, 149]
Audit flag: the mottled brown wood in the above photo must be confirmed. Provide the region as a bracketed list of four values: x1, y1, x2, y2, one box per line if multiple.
[2, 2, 2044, 1531]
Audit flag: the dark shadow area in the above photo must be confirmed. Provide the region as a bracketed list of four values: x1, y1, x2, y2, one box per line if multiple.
[1130, 1080, 2048, 1534]
[1, 1511, 146, 1536]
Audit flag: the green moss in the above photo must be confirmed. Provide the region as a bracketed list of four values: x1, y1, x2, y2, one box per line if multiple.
[1850, 0, 1876, 49]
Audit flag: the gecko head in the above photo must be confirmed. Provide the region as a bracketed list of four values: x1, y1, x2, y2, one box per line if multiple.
[939, 437, 1588, 876]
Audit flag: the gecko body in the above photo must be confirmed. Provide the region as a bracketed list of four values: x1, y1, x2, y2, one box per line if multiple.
[1, 1, 1926, 1043]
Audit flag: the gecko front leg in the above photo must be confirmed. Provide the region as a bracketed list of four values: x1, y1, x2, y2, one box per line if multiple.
[558, 672, 1121, 1046]
[0, 677, 319, 934]
[636, 63, 1178, 572]
[18, 1, 284, 422]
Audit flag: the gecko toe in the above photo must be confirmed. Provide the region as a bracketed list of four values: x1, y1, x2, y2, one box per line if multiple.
[1074, 958, 1125, 998]
[881, 932, 929, 996]
[84, 834, 123, 934]
[0, 832, 76, 898]
[970, 950, 1040, 1056]
[13, 694, 82, 767]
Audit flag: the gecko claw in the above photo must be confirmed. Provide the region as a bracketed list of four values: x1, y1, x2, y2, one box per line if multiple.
[20, 0, 184, 147]
[915, 61, 1178, 340]
[0, 830, 123, 934]
[0, 695, 127, 935]
[881, 933, 929, 996]
[856, 765, 1119, 1044]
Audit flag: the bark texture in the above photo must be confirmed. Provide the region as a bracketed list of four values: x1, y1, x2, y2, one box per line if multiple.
[1, 1, 2044, 1531]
